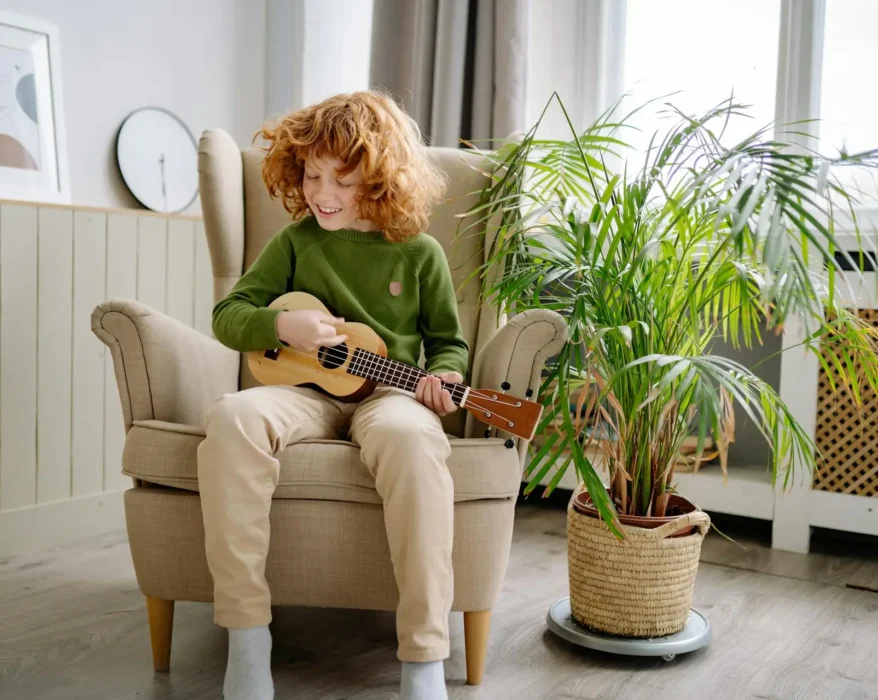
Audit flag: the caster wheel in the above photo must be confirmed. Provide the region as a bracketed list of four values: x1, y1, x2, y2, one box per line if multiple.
[662, 654, 676, 662]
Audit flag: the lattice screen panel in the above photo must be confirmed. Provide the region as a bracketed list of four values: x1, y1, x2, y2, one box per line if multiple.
[814, 308, 878, 497]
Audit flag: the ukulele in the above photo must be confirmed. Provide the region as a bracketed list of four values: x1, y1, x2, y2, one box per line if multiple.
[247, 291, 544, 441]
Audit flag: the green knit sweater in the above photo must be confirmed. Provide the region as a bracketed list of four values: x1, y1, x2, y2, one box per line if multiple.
[211, 216, 470, 379]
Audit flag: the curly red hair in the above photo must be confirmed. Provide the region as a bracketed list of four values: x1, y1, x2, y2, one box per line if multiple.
[254, 90, 447, 242]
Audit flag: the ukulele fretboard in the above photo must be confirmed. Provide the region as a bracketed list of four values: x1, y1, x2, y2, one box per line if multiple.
[347, 347, 467, 406]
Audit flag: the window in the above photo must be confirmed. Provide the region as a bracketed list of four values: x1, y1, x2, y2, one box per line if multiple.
[526, 0, 878, 210]
[820, 0, 878, 201]
[621, 0, 781, 152]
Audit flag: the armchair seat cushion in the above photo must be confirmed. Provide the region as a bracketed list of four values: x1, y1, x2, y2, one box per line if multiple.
[123, 419, 523, 504]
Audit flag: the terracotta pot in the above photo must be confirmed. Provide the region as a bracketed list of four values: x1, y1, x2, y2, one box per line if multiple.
[571, 489, 699, 537]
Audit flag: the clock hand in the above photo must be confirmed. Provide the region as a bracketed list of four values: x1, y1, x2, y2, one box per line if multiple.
[159, 152, 167, 211]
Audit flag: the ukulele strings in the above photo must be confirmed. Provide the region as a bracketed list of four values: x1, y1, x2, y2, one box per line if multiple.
[264, 343, 525, 421]
[284, 342, 522, 409]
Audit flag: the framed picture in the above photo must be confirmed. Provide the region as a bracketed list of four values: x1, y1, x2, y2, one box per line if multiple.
[0, 12, 68, 204]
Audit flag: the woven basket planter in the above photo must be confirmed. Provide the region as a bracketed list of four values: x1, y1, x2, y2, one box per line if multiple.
[567, 487, 711, 638]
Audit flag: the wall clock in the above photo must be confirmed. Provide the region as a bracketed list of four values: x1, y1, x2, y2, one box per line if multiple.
[115, 106, 198, 213]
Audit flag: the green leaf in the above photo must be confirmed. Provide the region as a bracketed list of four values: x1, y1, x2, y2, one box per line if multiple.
[457, 90, 878, 516]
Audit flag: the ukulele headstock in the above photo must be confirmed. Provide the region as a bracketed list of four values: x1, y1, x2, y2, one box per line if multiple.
[464, 387, 544, 441]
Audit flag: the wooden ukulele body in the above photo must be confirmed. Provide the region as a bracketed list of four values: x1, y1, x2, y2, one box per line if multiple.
[247, 292, 386, 402]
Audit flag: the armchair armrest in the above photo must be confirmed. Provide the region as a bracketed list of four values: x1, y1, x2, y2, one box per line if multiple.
[91, 298, 239, 431]
[466, 308, 568, 442]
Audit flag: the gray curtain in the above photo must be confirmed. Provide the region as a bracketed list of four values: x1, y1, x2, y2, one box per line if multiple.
[370, 0, 530, 149]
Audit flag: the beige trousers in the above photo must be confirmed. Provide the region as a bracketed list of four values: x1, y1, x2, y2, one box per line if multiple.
[196, 383, 454, 662]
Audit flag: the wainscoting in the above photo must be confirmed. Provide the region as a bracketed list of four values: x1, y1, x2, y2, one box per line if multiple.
[0, 201, 213, 557]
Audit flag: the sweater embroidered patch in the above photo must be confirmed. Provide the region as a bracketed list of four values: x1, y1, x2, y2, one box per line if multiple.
[389, 281, 402, 296]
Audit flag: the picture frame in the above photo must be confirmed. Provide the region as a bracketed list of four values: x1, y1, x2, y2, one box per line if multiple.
[0, 11, 68, 204]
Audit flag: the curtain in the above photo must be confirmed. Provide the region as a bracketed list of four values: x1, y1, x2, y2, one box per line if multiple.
[369, 0, 531, 149]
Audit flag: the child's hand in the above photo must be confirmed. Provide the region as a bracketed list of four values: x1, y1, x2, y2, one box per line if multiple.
[276, 309, 347, 352]
[416, 372, 463, 416]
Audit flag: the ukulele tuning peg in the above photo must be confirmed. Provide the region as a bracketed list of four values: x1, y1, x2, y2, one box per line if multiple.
[505, 438, 515, 449]
[525, 388, 533, 398]
[501, 381, 511, 391]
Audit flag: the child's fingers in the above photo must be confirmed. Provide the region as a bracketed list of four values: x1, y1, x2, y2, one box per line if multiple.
[432, 376, 450, 415]
[320, 324, 348, 344]
[432, 377, 446, 414]
[441, 385, 455, 414]
[417, 376, 455, 415]
[424, 377, 437, 411]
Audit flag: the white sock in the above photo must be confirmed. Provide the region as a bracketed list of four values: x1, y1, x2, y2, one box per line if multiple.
[400, 660, 448, 700]
[223, 626, 274, 700]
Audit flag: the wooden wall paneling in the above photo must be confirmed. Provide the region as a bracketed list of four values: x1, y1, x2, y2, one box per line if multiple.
[0, 204, 38, 511]
[36, 207, 73, 503]
[71, 211, 107, 497]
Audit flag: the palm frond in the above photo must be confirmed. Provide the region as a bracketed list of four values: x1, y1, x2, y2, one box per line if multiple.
[457, 92, 878, 524]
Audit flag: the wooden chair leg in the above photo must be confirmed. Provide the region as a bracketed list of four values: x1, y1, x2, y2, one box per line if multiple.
[463, 610, 491, 685]
[146, 596, 175, 672]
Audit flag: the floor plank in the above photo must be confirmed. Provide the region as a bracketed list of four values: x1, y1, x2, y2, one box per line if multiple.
[2, 503, 878, 700]
[698, 515, 869, 587]
[847, 561, 878, 593]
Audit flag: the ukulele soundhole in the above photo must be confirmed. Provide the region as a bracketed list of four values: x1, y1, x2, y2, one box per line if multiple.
[317, 342, 348, 370]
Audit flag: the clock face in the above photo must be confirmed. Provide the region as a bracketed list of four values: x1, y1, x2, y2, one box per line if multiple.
[116, 107, 199, 213]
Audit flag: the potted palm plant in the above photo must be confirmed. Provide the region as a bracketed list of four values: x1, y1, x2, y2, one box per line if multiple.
[457, 93, 878, 638]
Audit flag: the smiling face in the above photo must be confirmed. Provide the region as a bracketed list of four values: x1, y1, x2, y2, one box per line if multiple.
[302, 155, 378, 232]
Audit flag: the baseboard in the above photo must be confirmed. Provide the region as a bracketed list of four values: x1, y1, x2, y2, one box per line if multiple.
[0, 489, 126, 558]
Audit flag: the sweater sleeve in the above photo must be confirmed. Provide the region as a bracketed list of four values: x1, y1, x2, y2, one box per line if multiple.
[417, 237, 470, 379]
[211, 227, 295, 352]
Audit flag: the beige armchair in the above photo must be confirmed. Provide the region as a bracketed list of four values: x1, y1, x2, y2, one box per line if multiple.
[91, 128, 567, 685]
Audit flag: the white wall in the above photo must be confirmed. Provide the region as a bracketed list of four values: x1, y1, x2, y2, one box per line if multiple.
[302, 0, 374, 106]
[0, 0, 266, 214]
[263, 0, 373, 120]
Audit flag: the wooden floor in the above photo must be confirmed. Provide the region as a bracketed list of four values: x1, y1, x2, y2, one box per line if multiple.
[2, 498, 878, 700]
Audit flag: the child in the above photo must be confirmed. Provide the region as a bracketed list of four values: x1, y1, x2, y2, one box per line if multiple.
[196, 90, 470, 700]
